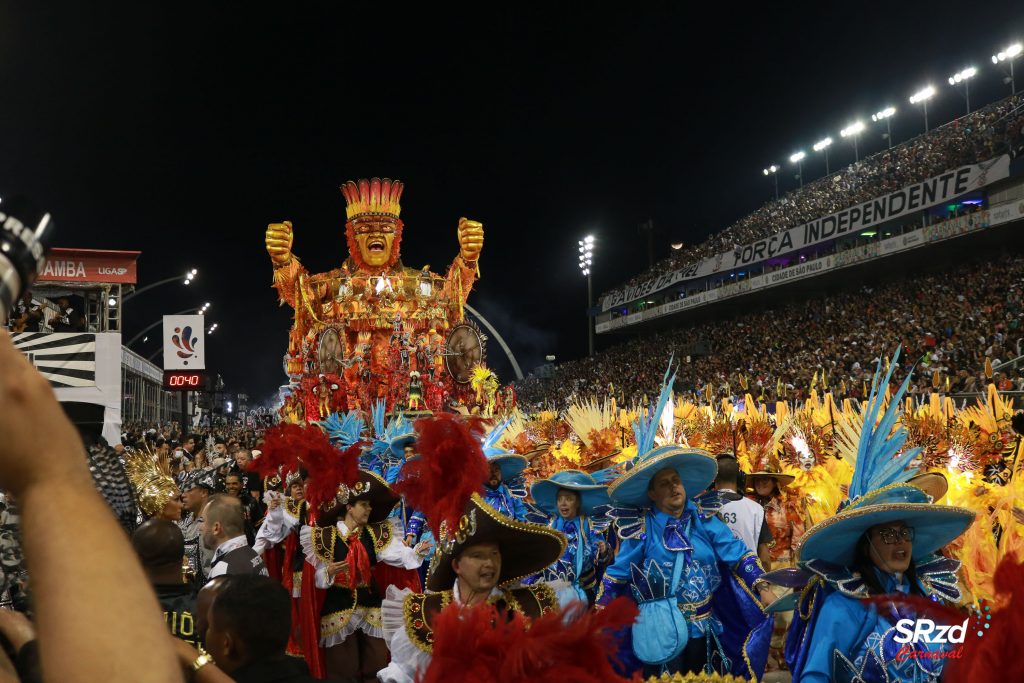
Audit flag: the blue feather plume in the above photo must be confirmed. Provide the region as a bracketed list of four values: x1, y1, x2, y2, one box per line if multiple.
[847, 346, 923, 501]
[318, 410, 365, 449]
[482, 416, 513, 457]
[371, 399, 387, 440]
[632, 357, 675, 459]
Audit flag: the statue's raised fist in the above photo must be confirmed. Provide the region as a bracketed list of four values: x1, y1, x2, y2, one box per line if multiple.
[457, 217, 484, 262]
[266, 221, 294, 266]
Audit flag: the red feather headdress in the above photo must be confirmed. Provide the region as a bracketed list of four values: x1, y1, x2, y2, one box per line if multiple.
[420, 597, 638, 683]
[253, 423, 361, 512]
[394, 414, 488, 537]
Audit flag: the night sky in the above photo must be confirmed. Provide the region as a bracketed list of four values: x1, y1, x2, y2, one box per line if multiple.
[3, 2, 1022, 404]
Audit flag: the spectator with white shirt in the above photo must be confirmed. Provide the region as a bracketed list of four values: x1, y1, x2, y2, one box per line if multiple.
[714, 455, 773, 569]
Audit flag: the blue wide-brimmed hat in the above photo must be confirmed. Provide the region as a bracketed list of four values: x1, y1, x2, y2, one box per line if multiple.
[607, 445, 718, 509]
[798, 348, 975, 567]
[531, 470, 610, 517]
[797, 482, 975, 566]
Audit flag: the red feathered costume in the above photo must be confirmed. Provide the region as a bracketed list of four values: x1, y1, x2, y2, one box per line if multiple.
[421, 597, 639, 683]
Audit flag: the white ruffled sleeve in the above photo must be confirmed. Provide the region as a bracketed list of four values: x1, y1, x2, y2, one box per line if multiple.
[298, 524, 332, 589]
[378, 585, 431, 683]
[376, 518, 428, 570]
[253, 502, 298, 554]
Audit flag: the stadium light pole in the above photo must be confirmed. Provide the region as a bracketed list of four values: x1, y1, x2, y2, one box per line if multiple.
[909, 86, 935, 133]
[762, 165, 780, 199]
[789, 151, 805, 188]
[992, 43, 1021, 95]
[578, 235, 595, 356]
[947, 67, 977, 115]
[840, 121, 865, 162]
[122, 268, 198, 303]
[812, 138, 833, 175]
[872, 107, 896, 149]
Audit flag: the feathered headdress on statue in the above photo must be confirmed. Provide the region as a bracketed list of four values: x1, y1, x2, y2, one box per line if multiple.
[798, 346, 976, 566]
[420, 598, 638, 683]
[394, 414, 488, 537]
[340, 178, 404, 271]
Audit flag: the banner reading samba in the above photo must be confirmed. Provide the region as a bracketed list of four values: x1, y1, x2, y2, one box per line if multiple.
[601, 155, 1010, 311]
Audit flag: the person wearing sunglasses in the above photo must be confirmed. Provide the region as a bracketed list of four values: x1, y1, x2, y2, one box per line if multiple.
[784, 350, 976, 683]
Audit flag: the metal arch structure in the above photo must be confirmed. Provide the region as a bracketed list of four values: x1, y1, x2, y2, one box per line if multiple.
[463, 302, 524, 381]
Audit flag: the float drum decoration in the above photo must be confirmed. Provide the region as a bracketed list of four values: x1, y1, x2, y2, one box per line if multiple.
[265, 178, 485, 418]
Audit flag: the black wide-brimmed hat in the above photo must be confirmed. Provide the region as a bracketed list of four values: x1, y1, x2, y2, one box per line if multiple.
[425, 493, 566, 591]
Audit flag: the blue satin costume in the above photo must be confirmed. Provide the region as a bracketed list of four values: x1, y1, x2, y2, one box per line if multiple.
[596, 499, 772, 679]
[483, 483, 528, 521]
[788, 557, 961, 683]
[526, 515, 603, 605]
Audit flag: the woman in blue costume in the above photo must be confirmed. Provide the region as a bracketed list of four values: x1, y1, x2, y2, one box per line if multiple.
[526, 469, 610, 606]
[784, 349, 976, 683]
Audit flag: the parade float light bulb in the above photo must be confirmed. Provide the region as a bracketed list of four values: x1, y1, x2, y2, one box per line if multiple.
[909, 86, 935, 104]
[108, 297, 117, 307]
[872, 107, 896, 121]
[813, 137, 833, 151]
[671, 242, 683, 250]
[789, 151, 805, 163]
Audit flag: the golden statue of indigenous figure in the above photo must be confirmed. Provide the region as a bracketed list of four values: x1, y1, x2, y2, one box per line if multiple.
[266, 178, 484, 417]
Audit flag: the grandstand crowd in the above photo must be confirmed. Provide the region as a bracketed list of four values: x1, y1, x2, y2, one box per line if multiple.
[605, 94, 1024, 300]
[516, 252, 1024, 410]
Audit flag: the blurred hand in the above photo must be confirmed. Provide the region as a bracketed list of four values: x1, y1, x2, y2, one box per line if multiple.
[266, 221, 294, 266]
[0, 331, 91, 494]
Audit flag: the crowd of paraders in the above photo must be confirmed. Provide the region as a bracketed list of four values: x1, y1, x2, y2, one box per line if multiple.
[0, 325, 1022, 682]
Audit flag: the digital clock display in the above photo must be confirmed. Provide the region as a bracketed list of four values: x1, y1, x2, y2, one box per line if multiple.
[163, 371, 205, 391]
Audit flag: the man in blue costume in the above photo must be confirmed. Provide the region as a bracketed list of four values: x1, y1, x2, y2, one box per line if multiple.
[480, 418, 538, 521]
[595, 363, 774, 679]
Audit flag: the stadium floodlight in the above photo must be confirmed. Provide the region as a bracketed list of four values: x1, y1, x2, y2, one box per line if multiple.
[947, 67, 977, 114]
[577, 235, 596, 356]
[840, 121, 865, 161]
[813, 137, 833, 175]
[762, 164, 780, 199]
[872, 107, 897, 148]
[909, 86, 936, 132]
[992, 43, 1022, 94]
[790, 151, 805, 188]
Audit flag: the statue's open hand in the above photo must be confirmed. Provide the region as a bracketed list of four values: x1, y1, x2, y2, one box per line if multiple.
[266, 221, 294, 266]
[457, 217, 484, 262]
